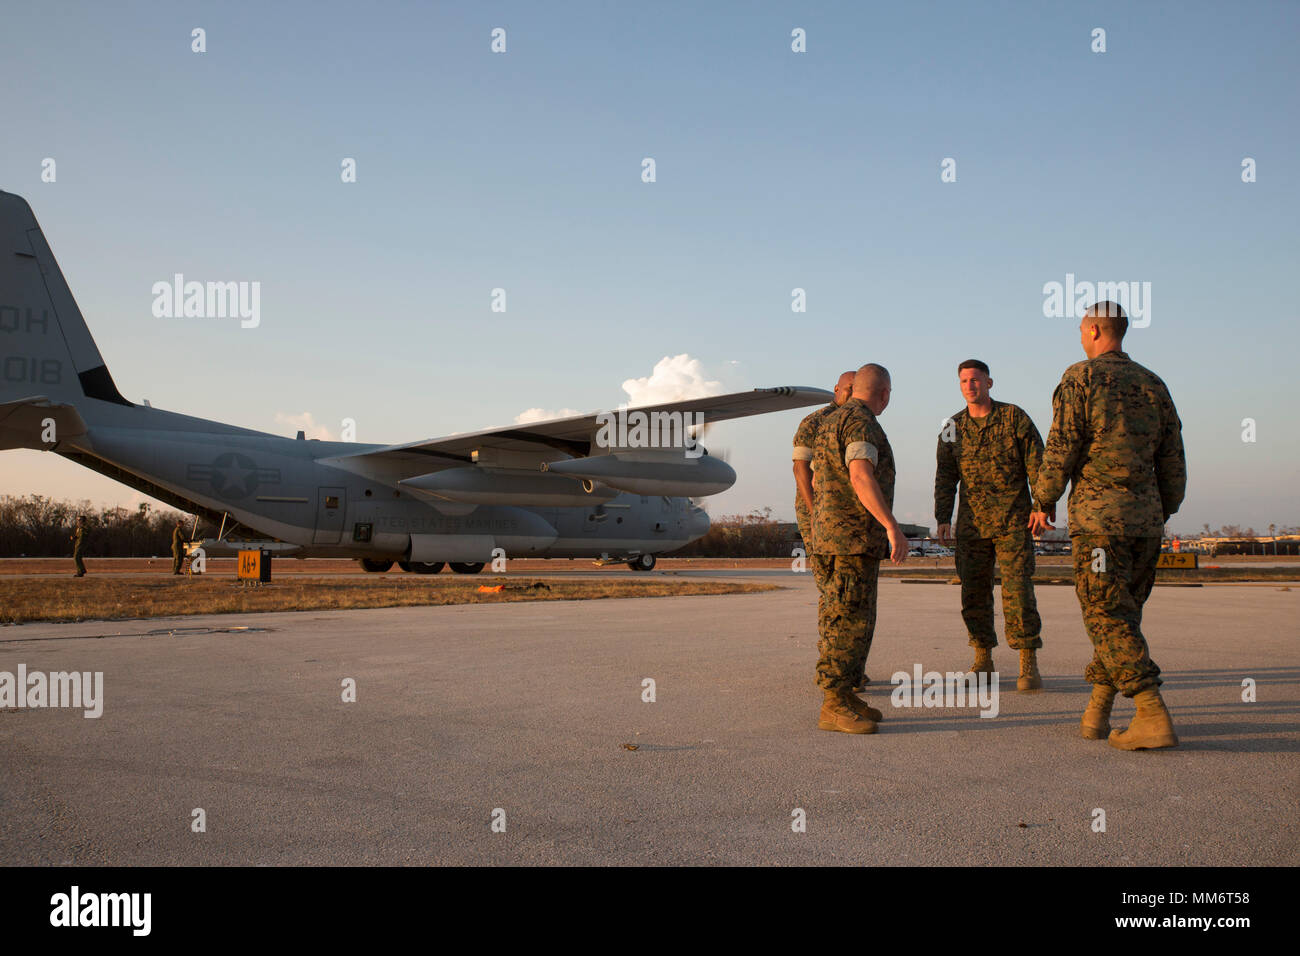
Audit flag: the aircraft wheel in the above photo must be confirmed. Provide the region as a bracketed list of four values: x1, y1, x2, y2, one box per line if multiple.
[628, 554, 656, 571]
[399, 560, 445, 574]
[448, 562, 485, 574]
[359, 559, 394, 573]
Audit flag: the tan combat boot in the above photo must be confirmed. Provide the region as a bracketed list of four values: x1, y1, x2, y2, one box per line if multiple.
[1080, 684, 1116, 739]
[1017, 648, 1043, 691]
[1108, 688, 1179, 751]
[818, 690, 877, 735]
[843, 692, 884, 722]
[971, 646, 994, 675]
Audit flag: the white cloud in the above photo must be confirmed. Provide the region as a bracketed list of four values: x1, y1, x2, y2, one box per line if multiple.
[512, 355, 723, 424]
[621, 354, 724, 407]
[274, 411, 335, 440]
[514, 407, 583, 425]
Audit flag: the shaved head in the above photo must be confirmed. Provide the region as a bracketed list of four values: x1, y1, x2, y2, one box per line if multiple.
[854, 363, 890, 394]
[1083, 300, 1128, 339]
[853, 364, 892, 415]
[831, 369, 855, 405]
[1079, 300, 1128, 358]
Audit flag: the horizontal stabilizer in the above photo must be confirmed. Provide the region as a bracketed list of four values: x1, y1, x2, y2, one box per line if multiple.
[0, 396, 87, 450]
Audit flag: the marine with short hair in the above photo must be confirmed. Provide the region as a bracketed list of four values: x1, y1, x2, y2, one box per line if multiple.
[934, 358, 1047, 691]
[793, 371, 873, 688]
[1030, 301, 1186, 750]
[809, 363, 907, 734]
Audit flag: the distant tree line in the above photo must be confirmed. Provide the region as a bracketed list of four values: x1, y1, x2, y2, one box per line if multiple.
[2, 495, 1291, 560]
[1198, 524, 1299, 539]
[668, 508, 796, 558]
[0, 495, 212, 558]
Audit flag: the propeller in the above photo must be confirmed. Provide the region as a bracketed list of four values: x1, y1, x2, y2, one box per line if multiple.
[686, 420, 731, 513]
[689, 419, 731, 463]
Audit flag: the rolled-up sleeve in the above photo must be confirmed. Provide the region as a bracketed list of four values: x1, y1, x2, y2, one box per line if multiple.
[792, 410, 824, 462]
[845, 441, 878, 466]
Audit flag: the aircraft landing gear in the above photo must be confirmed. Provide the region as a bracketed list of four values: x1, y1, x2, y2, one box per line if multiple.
[358, 559, 394, 573]
[399, 561, 445, 574]
[448, 562, 485, 574]
[627, 554, 656, 571]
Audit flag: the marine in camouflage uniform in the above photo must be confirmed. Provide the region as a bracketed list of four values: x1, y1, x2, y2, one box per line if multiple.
[935, 397, 1045, 679]
[792, 372, 864, 681]
[171, 520, 189, 575]
[810, 366, 902, 733]
[793, 401, 839, 581]
[71, 517, 86, 577]
[1033, 303, 1186, 749]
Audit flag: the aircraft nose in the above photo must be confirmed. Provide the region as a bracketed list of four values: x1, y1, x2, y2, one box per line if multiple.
[688, 506, 711, 538]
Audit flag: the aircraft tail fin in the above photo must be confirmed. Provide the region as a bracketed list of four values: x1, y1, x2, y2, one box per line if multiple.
[0, 190, 131, 413]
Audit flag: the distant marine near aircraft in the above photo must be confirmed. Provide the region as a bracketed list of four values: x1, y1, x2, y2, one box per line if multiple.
[0, 191, 830, 572]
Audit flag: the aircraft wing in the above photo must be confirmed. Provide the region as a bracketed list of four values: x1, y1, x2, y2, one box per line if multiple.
[323, 385, 832, 477]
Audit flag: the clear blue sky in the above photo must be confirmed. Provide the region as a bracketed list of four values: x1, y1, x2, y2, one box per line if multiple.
[2, 0, 1296, 534]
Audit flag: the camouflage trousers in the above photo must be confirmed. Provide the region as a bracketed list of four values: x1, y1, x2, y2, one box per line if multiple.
[73, 545, 86, 575]
[795, 499, 811, 561]
[811, 554, 879, 691]
[172, 549, 185, 574]
[956, 529, 1042, 650]
[1071, 534, 1163, 697]
[810, 548, 828, 590]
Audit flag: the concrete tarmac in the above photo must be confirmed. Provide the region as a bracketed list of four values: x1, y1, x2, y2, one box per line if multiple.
[1, 574, 1296, 866]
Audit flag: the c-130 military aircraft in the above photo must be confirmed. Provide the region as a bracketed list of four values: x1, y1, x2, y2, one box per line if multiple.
[0, 192, 830, 572]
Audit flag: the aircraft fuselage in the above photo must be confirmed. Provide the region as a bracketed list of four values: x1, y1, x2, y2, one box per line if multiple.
[55, 396, 707, 563]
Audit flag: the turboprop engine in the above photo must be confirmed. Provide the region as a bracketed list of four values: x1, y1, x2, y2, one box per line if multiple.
[541, 450, 736, 497]
[399, 466, 618, 506]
